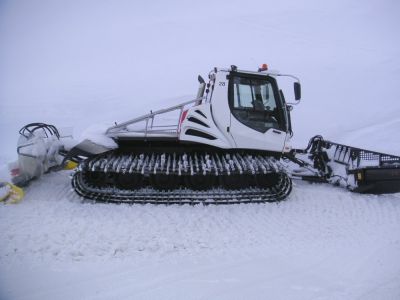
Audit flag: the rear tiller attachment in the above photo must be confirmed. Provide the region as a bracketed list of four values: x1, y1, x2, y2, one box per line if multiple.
[287, 136, 400, 194]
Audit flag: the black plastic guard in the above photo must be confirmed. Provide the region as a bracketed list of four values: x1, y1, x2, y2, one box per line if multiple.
[351, 167, 400, 194]
[64, 139, 113, 162]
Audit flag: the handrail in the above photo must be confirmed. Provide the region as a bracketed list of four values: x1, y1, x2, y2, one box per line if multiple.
[17, 142, 38, 158]
[106, 97, 202, 135]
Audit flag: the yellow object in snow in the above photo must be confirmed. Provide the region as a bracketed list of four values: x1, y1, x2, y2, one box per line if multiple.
[0, 182, 25, 204]
[64, 160, 78, 170]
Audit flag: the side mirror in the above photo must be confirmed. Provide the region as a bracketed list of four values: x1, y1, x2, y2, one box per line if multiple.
[198, 75, 205, 84]
[196, 75, 206, 100]
[294, 82, 301, 101]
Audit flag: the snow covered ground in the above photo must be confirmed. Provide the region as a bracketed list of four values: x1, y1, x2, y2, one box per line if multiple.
[1, 174, 400, 300]
[1, 0, 400, 299]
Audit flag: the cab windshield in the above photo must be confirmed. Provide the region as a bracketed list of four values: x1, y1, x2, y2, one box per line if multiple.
[229, 74, 284, 133]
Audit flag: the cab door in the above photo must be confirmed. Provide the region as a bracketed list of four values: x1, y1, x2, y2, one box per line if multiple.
[228, 73, 287, 152]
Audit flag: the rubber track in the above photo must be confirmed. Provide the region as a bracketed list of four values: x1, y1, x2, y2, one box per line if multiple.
[72, 171, 292, 204]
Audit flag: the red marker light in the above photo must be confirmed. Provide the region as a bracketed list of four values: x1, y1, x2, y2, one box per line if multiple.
[179, 109, 188, 132]
[259, 63, 268, 71]
[10, 168, 20, 177]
